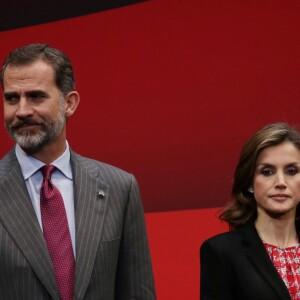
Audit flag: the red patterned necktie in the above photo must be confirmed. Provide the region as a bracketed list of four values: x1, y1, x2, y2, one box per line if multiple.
[40, 165, 75, 300]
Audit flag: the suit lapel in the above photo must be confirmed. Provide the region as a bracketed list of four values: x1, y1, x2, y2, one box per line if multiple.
[71, 152, 109, 300]
[0, 151, 59, 300]
[241, 223, 291, 299]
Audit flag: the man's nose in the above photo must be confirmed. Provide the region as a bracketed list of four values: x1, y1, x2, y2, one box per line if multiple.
[16, 98, 34, 118]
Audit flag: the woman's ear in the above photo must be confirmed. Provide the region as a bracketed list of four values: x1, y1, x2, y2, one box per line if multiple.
[65, 91, 80, 118]
[247, 186, 254, 193]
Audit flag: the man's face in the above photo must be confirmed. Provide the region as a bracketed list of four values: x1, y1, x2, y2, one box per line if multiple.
[2, 59, 66, 154]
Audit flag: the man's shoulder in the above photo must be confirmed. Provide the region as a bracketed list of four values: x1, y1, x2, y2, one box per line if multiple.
[70, 151, 135, 182]
[0, 148, 17, 168]
[0, 148, 18, 181]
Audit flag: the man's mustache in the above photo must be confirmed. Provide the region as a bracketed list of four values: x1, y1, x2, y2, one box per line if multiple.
[10, 119, 45, 129]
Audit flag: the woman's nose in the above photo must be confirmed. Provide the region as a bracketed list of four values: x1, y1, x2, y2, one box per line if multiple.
[274, 172, 287, 189]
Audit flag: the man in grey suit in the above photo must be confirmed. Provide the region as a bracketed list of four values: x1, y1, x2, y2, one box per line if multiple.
[0, 44, 156, 300]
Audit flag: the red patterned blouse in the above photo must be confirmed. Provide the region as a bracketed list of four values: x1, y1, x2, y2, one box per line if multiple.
[264, 242, 300, 299]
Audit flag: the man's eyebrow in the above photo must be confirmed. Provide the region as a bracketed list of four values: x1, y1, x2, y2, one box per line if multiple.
[25, 90, 48, 97]
[3, 90, 48, 98]
[3, 91, 19, 98]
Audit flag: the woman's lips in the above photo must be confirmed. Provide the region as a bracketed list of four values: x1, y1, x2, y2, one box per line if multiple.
[269, 194, 290, 201]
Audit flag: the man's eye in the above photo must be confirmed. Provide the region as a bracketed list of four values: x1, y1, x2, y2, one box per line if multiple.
[4, 95, 19, 103]
[29, 93, 44, 100]
[29, 93, 48, 102]
[261, 168, 274, 176]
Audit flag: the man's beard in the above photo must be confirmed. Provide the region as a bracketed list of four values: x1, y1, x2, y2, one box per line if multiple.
[6, 105, 66, 154]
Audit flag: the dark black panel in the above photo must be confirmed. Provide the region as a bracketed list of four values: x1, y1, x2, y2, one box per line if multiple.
[0, 0, 148, 32]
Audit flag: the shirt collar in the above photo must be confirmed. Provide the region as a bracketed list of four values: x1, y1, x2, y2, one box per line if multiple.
[15, 142, 73, 180]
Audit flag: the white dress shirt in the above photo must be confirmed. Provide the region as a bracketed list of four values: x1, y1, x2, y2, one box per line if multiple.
[15, 142, 76, 256]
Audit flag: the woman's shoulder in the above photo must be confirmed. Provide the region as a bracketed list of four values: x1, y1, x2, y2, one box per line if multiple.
[202, 230, 241, 247]
[200, 224, 253, 252]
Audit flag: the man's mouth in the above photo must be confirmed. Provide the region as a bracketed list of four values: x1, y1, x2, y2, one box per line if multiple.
[12, 122, 42, 129]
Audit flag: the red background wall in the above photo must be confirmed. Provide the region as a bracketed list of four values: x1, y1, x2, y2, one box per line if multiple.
[1, 1, 300, 298]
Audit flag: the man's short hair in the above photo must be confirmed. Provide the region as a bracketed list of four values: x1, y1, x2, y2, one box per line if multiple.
[0, 43, 75, 96]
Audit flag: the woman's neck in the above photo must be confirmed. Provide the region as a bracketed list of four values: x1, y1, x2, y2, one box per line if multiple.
[255, 216, 298, 248]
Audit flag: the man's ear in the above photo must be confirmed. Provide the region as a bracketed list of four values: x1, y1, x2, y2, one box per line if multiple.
[64, 91, 80, 118]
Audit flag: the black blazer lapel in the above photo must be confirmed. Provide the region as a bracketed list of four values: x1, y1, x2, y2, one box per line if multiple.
[71, 152, 109, 300]
[0, 151, 59, 300]
[241, 223, 291, 299]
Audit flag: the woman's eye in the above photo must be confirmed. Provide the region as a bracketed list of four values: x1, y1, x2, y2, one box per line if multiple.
[286, 168, 298, 176]
[261, 168, 274, 176]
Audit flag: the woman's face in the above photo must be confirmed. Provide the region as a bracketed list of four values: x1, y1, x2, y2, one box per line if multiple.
[253, 142, 300, 219]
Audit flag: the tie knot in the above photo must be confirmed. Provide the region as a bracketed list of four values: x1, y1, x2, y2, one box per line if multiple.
[40, 165, 56, 180]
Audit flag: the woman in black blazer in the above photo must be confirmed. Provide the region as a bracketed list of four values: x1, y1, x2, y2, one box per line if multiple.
[200, 123, 300, 300]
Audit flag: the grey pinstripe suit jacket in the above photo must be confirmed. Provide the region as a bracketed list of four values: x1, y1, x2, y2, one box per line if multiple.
[0, 148, 156, 300]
